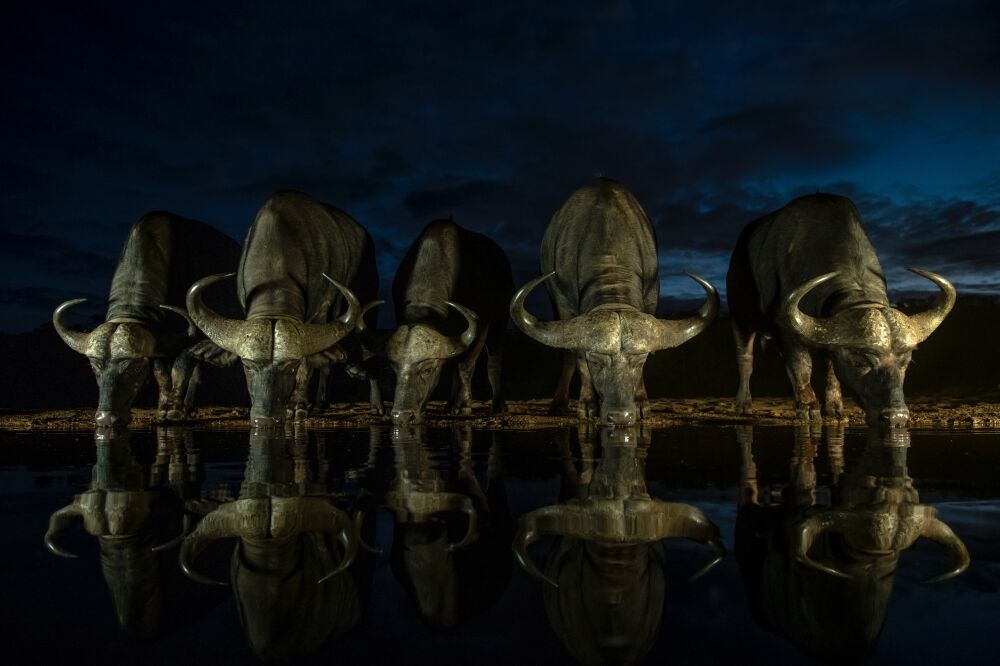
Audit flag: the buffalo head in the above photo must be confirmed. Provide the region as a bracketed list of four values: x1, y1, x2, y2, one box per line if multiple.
[186, 272, 361, 425]
[785, 268, 955, 427]
[53, 300, 195, 426]
[386, 302, 478, 425]
[511, 272, 718, 426]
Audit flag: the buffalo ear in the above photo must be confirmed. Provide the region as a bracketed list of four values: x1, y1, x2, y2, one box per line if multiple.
[190, 340, 240, 368]
[306, 344, 348, 369]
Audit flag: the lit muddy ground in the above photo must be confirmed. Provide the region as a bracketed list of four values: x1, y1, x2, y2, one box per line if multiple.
[4, 396, 1000, 430]
[0, 423, 998, 665]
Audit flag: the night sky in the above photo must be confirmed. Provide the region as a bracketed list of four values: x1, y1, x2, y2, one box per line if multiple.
[2, 1, 999, 333]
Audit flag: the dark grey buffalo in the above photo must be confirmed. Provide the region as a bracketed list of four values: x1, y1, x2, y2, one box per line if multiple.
[53, 212, 241, 426]
[727, 194, 955, 426]
[511, 179, 719, 426]
[387, 219, 513, 425]
[186, 190, 380, 425]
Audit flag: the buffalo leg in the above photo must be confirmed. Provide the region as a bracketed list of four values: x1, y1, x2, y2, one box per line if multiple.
[167, 350, 199, 421]
[823, 357, 845, 420]
[635, 375, 649, 419]
[153, 359, 172, 421]
[183, 363, 202, 414]
[732, 321, 757, 416]
[346, 360, 385, 416]
[450, 323, 489, 416]
[782, 345, 820, 422]
[576, 352, 596, 420]
[487, 337, 506, 414]
[549, 350, 576, 415]
[289, 362, 312, 420]
[312, 365, 331, 414]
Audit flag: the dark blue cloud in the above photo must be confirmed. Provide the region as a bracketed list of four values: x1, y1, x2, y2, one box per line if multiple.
[1, 0, 998, 330]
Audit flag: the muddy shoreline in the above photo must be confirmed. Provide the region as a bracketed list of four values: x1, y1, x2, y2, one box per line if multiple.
[3, 396, 1000, 431]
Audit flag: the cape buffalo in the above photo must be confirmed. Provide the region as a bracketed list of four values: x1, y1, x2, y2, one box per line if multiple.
[52, 212, 241, 426]
[186, 190, 380, 425]
[735, 424, 969, 662]
[511, 179, 719, 426]
[727, 193, 955, 426]
[387, 219, 513, 425]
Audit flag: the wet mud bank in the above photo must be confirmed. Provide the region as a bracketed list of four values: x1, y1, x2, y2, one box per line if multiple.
[4, 396, 1000, 431]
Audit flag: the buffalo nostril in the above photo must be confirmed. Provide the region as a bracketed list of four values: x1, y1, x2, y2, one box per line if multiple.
[391, 410, 415, 424]
[605, 411, 634, 427]
[879, 409, 910, 427]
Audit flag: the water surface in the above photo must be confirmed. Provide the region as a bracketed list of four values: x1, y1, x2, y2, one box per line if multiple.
[1, 424, 997, 665]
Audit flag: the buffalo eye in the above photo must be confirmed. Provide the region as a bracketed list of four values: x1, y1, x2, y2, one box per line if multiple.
[419, 365, 435, 379]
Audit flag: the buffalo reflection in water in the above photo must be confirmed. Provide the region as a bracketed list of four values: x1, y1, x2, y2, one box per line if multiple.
[45, 426, 223, 639]
[514, 426, 725, 666]
[179, 424, 374, 661]
[735, 424, 970, 662]
[374, 424, 512, 629]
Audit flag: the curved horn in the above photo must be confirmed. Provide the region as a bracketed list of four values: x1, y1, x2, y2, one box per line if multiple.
[186, 273, 246, 355]
[440, 301, 479, 358]
[159, 305, 197, 338]
[898, 268, 956, 346]
[151, 513, 191, 553]
[317, 511, 365, 583]
[784, 272, 844, 348]
[293, 275, 361, 356]
[179, 503, 242, 586]
[355, 300, 384, 334]
[920, 515, 970, 584]
[509, 272, 583, 350]
[792, 513, 851, 578]
[650, 501, 726, 580]
[297, 498, 378, 553]
[45, 504, 83, 558]
[52, 299, 92, 355]
[651, 273, 720, 351]
[512, 504, 575, 587]
[447, 495, 479, 551]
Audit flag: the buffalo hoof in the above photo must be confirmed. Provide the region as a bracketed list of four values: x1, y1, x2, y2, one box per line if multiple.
[734, 402, 754, 417]
[371, 403, 386, 416]
[636, 399, 649, 419]
[165, 408, 189, 422]
[548, 400, 572, 416]
[157, 409, 169, 422]
[794, 403, 822, 422]
[449, 402, 473, 416]
[294, 407, 309, 421]
[577, 400, 596, 421]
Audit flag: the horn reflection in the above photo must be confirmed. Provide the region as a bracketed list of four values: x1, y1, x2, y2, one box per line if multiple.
[736, 423, 970, 662]
[374, 424, 512, 630]
[44, 426, 222, 639]
[514, 426, 724, 666]
[177, 422, 373, 661]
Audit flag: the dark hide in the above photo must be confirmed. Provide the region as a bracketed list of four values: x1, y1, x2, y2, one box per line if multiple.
[235, 190, 380, 420]
[388, 219, 514, 423]
[63, 212, 240, 425]
[542, 179, 658, 424]
[727, 193, 932, 424]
